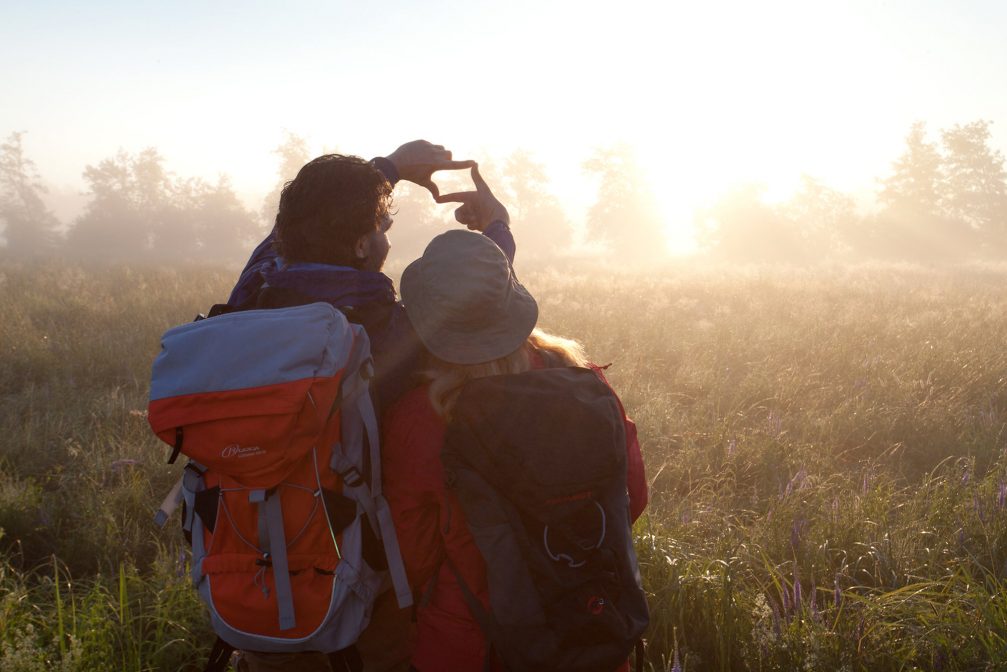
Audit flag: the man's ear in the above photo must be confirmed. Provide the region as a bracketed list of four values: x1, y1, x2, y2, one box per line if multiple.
[354, 234, 371, 261]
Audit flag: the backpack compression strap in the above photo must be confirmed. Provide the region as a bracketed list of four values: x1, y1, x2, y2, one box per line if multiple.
[250, 487, 297, 631]
[329, 337, 413, 609]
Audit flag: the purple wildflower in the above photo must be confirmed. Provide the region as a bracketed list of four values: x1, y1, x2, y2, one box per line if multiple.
[782, 582, 792, 618]
[784, 469, 807, 498]
[962, 467, 971, 487]
[790, 517, 808, 552]
[834, 575, 842, 609]
[793, 565, 802, 611]
[771, 599, 782, 636]
[998, 480, 1006, 510]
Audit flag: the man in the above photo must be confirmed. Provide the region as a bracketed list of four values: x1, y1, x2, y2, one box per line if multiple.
[226, 141, 515, 672]
[227, 140, 514, 415]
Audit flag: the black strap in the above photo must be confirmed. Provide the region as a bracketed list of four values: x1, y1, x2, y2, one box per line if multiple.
[635, 639, 645, 672]
[445, 558, 505, 672]
[203, 637, 234, 672]
[206, 303, 238, 318]
[327, 644, 363, 672]
[193, 486, 221, 533]
[168, 427, 183, 464]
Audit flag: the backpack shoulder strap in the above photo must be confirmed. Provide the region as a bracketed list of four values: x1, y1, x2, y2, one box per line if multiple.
[328, 327, 413, 610]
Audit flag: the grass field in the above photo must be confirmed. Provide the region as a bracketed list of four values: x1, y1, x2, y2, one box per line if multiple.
[3, 261, 1007, 671]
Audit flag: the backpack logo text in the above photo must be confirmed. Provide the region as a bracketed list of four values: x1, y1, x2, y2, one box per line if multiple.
[221, 444, 265, 459]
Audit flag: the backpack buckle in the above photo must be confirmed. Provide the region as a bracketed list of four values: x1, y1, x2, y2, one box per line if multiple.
[340, 467, 364, 488]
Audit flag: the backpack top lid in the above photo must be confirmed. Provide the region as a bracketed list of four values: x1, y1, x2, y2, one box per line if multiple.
[150, 302, 357, 404]
[445, 366, 627, 503]
[147, 302, 366, 484]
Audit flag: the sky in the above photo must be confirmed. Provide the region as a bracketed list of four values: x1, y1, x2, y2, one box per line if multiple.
[2, 0, 1006, 253]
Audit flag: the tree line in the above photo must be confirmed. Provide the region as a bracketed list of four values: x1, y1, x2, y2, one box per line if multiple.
[1, 132, 265, 264]
[701, 120, 1007, 263]
[2, 121, 1005, 266]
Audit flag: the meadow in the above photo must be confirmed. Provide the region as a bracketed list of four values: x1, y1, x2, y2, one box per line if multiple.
[3, 261, 1007, 671]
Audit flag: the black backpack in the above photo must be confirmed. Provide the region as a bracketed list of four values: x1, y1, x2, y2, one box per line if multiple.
[441, 366, 649, 672]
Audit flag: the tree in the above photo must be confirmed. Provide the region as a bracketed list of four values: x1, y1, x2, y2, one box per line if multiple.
[383, 181, 442, 270]
[0, 131, 60, 255]
[192, 175, 259, 262]
[941, 120, 1007, 250]
[261, 132, 310, 229]
[879, 121, 945, 218]
[786, 175, 859, 260]
[498, 150, 573, 265]
[583, 145, 666, 265]
[67, 148, 174, 261]
[698, 184, 805, 263]
[67, 148, 256, 263]
[876, 122, 971, 261]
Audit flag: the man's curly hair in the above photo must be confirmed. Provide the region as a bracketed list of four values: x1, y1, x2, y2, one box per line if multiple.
[273, 154, 393, 267]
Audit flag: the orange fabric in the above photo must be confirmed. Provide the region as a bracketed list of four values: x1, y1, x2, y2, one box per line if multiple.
[206, 557, 337, 638]
[192, 436, 346, 639]
[149, 375, 344, 487]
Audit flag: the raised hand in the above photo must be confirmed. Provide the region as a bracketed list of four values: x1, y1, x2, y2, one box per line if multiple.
[435, 165, 509, 233]
[384, 140, 474, 199]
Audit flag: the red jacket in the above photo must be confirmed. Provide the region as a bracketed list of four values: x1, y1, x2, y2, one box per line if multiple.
[382, 367, 648, 672]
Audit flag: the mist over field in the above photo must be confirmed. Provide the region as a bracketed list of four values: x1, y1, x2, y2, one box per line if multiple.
[3, 119, 1007, 271]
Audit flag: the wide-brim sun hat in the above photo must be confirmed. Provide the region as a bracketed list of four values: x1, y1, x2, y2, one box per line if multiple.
[401, 230, 539, 365]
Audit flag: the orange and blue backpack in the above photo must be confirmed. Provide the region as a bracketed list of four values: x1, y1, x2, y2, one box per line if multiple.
[148, 301, 412, 669]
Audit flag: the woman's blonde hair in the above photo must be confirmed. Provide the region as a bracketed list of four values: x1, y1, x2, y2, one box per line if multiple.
[426, 328, 588, 419]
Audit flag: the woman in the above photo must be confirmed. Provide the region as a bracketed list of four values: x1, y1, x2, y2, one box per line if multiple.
[382, 169, 648, 672]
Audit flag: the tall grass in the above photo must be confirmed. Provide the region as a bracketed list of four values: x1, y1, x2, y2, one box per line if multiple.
[4, 261, 1007, 669]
